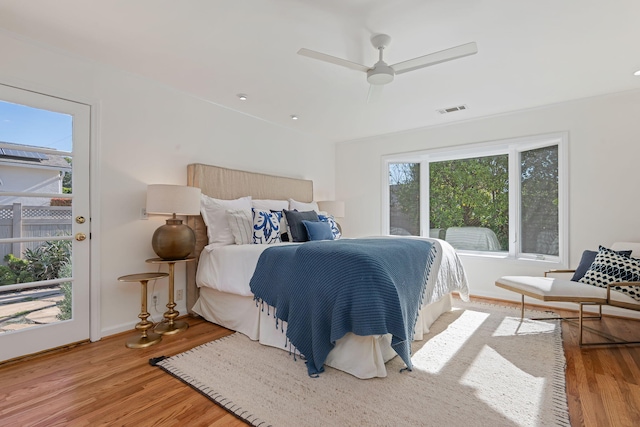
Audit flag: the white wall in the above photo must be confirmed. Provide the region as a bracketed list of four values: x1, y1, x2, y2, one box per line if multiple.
[336, 89, 640, 313]
[0, 164, 61, 206]
[0, 31, 336, 336]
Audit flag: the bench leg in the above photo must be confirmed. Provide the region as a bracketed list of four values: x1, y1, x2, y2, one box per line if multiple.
[510, 289, 640, 347]
[578, 302, 640, 347]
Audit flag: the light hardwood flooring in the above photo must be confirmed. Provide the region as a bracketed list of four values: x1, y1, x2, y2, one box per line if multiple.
[1, 297, 639, 426]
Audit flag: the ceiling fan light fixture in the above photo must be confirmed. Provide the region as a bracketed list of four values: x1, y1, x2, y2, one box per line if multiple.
[367, 63, 395, 85]
[298, 34, 477, 100]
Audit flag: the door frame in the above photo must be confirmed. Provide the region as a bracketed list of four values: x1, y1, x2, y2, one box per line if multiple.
[0, 76, 102, 344]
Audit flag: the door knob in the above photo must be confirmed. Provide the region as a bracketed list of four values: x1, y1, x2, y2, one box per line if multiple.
[76, 216, 86, 224]
[75, 233, 87, 241]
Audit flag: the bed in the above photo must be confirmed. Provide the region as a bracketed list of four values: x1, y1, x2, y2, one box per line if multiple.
[186, 163, 470, 379]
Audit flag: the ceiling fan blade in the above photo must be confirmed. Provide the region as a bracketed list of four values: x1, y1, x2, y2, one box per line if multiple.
[391, 42, 478, 75]
[367, 84, 384, 103]
[297, 48, 370, 73]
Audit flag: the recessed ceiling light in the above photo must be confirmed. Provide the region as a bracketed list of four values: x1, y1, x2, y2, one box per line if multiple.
[290, 115, 299, 120]
[237, 94, 248, 101]
[634, 70, 640, 76]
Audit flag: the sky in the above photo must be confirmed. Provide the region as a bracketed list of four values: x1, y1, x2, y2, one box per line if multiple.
[0, 100, 73, 153]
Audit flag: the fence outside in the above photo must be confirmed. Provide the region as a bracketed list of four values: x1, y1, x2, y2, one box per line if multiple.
[0, 203, 72, 262]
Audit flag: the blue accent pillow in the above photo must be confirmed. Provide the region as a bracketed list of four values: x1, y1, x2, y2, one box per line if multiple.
[318, 214, 341, 240]
[252, 209, 281, 244]
[283, 209, 319, 242]
[571, 248, 632, 281]
[302, 220, 334, 241]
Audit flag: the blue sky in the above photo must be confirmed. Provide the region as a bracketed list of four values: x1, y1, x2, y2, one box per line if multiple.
[0, 100, 73, 153]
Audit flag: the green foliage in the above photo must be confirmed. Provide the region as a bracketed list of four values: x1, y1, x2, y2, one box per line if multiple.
[430, 155, 509, 249]
[57, 263, 73, 321]
[0, 254, 34, 285]
[0, 240, 71, 287]
[62, 156, 72, 194]
[520, 146, 559, 254]
[389, 163, 421, 235]
[0, 266, 16, 286]
[23, 239, 72, 282]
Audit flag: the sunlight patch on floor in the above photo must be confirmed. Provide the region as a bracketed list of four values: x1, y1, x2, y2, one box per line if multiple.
[411, 309, 489, 374]
[493, 316, 557, 337]
[461, 345, 545, 427]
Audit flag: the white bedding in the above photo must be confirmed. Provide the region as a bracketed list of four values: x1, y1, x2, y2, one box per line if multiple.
[192, 237, 469, 378]
[196, 242, 299, 296]
[196, 237, 468, 305]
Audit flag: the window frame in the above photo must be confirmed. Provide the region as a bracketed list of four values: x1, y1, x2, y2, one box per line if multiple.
[382, 132, 568, 264]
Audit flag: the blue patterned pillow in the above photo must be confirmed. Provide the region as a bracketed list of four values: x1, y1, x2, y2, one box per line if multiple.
[252, 209, 281, 244]
[318, 214, 341, 240]
[579, 246, 640, 301]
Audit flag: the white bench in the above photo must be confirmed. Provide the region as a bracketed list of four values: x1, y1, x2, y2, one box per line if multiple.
[495, 242, 640, 347]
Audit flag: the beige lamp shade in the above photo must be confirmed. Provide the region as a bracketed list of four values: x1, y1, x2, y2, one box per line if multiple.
[317, 200, 345, 218]
[146, 184, 201, 215]
[146, 184, 201, 260]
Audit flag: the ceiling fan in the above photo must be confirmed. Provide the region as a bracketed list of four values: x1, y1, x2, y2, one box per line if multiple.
[298, 34, 478, 102]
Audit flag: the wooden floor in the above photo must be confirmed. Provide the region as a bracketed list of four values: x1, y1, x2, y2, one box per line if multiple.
[1, 298, 639, 427]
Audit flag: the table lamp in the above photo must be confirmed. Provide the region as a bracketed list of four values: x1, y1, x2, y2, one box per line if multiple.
[317, 200, 345, 218]
[317, 200, 345, 232]
[146, 184, 201, 260]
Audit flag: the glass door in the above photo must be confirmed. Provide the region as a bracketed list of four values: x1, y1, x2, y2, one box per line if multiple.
[0, 84, 91, 362]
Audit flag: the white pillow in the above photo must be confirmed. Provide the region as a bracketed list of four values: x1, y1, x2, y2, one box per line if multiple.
[226, 209, 253, 245]
[288, 198, 319, 212]
[200, 195, 252, 246]
[252, 199, 289, 211]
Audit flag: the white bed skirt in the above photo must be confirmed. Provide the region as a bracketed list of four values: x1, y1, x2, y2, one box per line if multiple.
[192, 287, 452, 379]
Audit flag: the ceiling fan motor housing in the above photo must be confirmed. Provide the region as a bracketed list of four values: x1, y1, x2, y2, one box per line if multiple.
[367, 62, 395, 85]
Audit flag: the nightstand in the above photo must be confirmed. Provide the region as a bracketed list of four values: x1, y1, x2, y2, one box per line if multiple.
[145, 257, 195, 335]
[118, 272, 169, 348]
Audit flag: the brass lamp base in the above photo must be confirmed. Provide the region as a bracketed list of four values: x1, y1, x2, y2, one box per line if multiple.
[152, 216, 195, 260]
[126, 332, 162, 349]
[155, 319, 189, 335]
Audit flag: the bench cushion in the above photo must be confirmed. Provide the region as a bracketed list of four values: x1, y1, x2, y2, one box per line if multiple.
[496, 276, 640, 306]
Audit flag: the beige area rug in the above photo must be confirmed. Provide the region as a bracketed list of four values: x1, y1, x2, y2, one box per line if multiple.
[153, 301, 570, 427]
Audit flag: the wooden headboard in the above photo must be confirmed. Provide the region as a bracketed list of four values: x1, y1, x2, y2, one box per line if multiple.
[186, 163, 314, 312]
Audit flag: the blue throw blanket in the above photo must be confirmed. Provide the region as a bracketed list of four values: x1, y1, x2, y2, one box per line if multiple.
[249, 238, 435, 376]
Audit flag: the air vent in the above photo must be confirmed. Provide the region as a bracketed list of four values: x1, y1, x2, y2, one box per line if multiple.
[437, 104, 468, 115]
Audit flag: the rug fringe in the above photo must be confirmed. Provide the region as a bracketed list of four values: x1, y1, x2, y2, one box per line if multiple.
[551, 319, 571, 426]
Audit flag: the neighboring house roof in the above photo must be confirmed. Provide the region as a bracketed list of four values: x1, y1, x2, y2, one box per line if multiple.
[0, 141, 71, 171]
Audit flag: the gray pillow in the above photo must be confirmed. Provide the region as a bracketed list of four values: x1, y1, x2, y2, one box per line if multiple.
[283, 209, 319, 242]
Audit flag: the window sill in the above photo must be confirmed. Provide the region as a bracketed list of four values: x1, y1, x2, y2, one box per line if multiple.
[456, 251, 565, 267]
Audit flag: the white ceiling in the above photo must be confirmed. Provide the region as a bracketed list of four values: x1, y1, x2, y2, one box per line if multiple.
[1, 0, 639, 143]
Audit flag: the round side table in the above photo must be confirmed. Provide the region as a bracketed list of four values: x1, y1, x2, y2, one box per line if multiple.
[118, 272, 169, 348]
[145, 257, 195, 335]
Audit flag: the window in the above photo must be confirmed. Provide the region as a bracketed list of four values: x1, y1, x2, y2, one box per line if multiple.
[389, 163, 420, 236]
[384, 133, 566, 262]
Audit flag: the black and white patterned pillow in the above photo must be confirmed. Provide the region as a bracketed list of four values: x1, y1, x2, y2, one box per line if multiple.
[579, 245, 640, 301]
